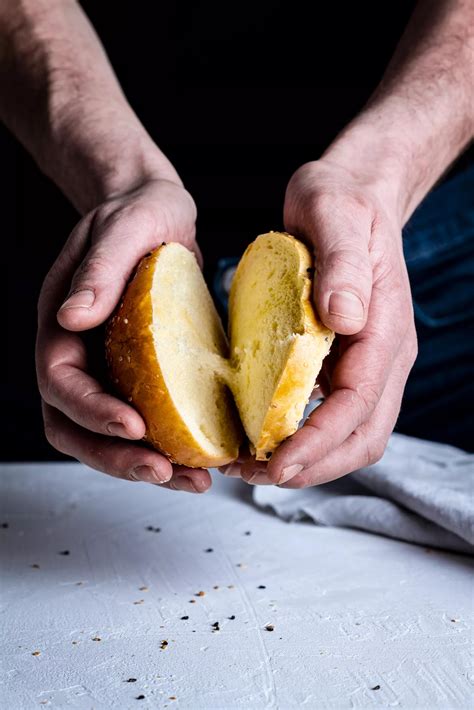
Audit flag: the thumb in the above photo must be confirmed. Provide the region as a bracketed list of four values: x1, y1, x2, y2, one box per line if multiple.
[295, 215, 373, 335]
[57, 209, 158, 332]
[315, 242, 372, 334]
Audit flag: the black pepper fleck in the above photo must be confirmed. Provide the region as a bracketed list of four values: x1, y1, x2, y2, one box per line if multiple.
[370, 685, 381, 691]
[211, 622, 220, 632]
[125, 678, 137, 683]
[228, 615, 236, 620]
[58, 550, 70, 556]
[205, 548, 213, 553]
[1, 523, 9, 528]
[146, 526, 161, 533]
[244, 531, 251, 536]
[258, 585, 266, 589]
[180, 616, 189, 620]
[265, 624, 274, 632]
[136, 695, 145, 700]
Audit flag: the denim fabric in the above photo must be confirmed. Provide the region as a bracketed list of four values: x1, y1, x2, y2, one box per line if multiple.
[398, 166, 474, 451]
[213, 167, 474, 452]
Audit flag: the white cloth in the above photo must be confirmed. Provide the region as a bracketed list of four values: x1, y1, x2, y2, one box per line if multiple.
[253, 434, 474, 554]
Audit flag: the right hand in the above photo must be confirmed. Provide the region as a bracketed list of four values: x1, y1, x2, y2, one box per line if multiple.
[36, 178, 211, 493]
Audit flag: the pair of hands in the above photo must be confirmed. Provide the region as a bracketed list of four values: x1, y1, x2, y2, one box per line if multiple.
[37, 161, 417, 492]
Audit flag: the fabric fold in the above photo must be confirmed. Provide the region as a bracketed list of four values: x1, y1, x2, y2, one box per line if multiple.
[253, 434, 473, 554]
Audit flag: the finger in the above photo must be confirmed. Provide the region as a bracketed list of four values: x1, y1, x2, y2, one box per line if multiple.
[36, 327, 145, 439]
[264, 281, 405, 484]
[38, 211, 97, 319]
[161, 467, 213, 494]
[218, 463, 243, 478]
[265, 337, 391, 483]
[42, 402, 172, 483]
[279, 355, 410, 488]
[57, 204, 160, 331]
[242, 352, 410, 487]
[286, 202, 373, 335]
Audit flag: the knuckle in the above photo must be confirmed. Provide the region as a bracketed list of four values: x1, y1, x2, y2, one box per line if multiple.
[40, 364, 61, 405]
[368, 438, 386, 465]
[98, 200, 156, 239]
[287, 161, 319, 192]
[304, 422, 333, 460]
[321, 246, 371, 279]
[353, 383, 381, 417]
[73, 253, 117, 287]
[37, 370, 50, 403]
[313, 191, 372, 223]
[357, 429, 386, 466]
[116, 201, 156, 232]
[43, 421, 63, 453]
[37, 358, 59, 405]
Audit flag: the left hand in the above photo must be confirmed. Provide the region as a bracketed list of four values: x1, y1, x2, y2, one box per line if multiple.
[227, 159, 418, 488]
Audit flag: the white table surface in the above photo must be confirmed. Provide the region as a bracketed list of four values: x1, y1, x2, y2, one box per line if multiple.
[1, 462, 472, 709]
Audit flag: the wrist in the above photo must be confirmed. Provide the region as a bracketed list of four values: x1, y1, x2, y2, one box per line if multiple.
[321, 117, 418, 226]
[41, 96, 182, 214]
[324, 94, 472, 226]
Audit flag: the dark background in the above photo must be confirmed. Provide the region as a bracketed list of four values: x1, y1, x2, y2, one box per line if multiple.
[2, 1, 468, 460]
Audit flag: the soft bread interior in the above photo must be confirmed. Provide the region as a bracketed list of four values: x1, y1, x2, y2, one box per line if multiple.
[229, 233, 334, 459]
[107, 234, 333, 467]
[151, 244, 241, 461]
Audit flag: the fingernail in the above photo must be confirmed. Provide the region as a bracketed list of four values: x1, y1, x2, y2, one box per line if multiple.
[170, 477, 200, 494]
[107, 422, 129, 438]
[60, 289, 95, 310]
[131, 464, 169, 484]
[279, 463, 304, 484]
[243, 468, 266, 483]
[328, 291, 364, 320]
[219, 463, 241, 477]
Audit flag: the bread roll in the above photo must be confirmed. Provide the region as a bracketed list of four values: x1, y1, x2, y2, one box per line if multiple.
[106, 233, 334, 467]
[229, 232, 334, 460]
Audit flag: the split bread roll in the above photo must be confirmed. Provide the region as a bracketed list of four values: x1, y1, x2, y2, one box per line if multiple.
[106, 232, 334, 468]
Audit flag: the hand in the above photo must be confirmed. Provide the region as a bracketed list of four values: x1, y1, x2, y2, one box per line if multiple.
[36, 178, 211, 493]
[237, 159, 418, 487]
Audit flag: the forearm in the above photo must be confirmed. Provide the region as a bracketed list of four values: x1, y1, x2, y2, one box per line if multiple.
[0, 0, 179, 214]
[323, 0, 473, 224]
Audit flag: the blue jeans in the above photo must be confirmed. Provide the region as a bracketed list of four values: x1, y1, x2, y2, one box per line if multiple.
[213, 166, 474, 452]
[397, 166, 474, 451]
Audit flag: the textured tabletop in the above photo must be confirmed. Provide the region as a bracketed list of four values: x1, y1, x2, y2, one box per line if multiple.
[1, 463, 472, 709]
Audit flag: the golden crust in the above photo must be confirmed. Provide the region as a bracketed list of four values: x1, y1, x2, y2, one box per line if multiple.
[105, 247, 240, 468]
[106, 234, 333, 469]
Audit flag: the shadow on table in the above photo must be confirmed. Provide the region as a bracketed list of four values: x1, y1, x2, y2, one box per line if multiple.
[1, 468, 472, 596]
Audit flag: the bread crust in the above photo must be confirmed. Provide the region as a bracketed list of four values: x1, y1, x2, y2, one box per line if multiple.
[106, 234, 333, 469]
[105, 247, 240, 468]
